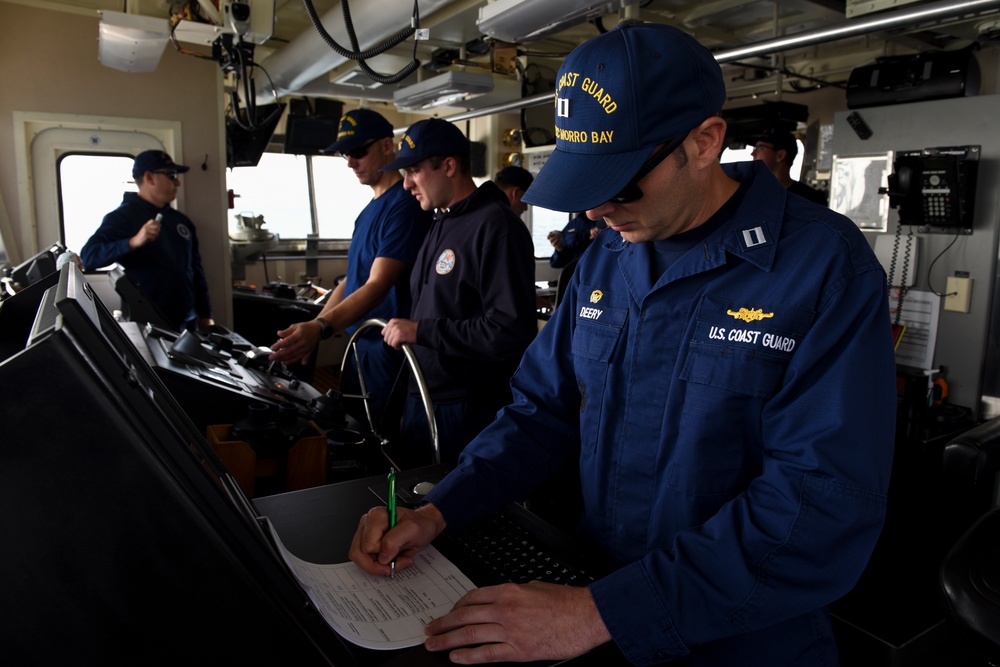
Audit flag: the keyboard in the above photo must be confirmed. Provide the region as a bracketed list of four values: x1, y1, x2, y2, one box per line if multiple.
[368, 466, 605, 588]
[444, 506, 598, 587]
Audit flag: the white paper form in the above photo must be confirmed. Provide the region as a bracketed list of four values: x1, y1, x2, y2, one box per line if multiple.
[890, 288, 940, 369]
[265, 519, 476, 650]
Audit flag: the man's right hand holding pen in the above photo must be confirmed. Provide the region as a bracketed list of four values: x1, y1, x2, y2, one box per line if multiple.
[348, 503, 447, 577]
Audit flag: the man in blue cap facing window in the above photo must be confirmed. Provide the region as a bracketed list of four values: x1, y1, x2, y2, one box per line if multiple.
[350, 22, 895, 666]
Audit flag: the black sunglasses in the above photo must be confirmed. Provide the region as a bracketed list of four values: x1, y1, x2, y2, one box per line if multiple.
[153, 171, 179, 181]
[342, 139, 378, 160]
[608, 133, 688, 204]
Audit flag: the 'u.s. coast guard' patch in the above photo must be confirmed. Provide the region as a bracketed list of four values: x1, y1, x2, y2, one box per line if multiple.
[436, 249, 456, 275]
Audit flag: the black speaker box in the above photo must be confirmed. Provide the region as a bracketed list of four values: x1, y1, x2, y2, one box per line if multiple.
[721, 101, 809, 147]
[847, 48, 980, 109]
[470, 140, 487, 177]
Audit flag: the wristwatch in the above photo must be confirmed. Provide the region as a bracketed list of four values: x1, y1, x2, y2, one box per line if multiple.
[314, 315, 334, 340]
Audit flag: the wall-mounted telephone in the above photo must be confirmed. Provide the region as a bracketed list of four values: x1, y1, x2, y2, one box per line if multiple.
[886, 145, 980, 234]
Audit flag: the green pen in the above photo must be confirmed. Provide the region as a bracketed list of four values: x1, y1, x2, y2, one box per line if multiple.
[387, 467, 397, 579]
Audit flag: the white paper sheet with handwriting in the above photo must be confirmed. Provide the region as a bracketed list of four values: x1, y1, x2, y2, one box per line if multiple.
[267, 520, 476, 650]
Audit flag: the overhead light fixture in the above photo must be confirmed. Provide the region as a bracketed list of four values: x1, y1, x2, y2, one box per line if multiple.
[97, 10, 170, 73]
[332, 53, 415, 90]
[477, 0, 640, 43]
[333, 70, 385, 89]
[393, 71, 495, 111]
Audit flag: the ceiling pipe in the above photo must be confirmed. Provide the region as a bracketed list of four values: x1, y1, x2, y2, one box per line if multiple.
[294, 80, 398, 102]
[259, 0, 457, 97]
[435, 0, 1000, 125]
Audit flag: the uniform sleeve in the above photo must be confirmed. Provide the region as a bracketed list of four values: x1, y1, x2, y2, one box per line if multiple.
[590, 267, 895, 664]
[79, 211, 136, 270]
[377, 194, 430, 264]
[415, 221, 537, 363]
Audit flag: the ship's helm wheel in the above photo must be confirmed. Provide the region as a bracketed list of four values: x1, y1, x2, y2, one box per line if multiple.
[339, 318, 440, 467]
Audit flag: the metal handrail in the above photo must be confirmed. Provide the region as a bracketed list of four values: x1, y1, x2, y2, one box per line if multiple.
[340, 318, 440, 465]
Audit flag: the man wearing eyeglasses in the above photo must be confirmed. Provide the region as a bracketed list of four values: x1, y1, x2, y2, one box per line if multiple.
[751, 130, 828, 205]
[81, 150, 214, 332]
[268, 108, 431, 422]
[350, 23, 895, 667]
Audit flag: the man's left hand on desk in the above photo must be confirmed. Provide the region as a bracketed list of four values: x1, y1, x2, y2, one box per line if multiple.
[424, 581, 612, 664]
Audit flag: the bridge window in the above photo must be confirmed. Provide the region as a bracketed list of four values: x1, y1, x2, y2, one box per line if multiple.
[528, 206, 571, 259]
[226, 152, 370, 240]
[59, 154, 137, 256]
[720, 141, 804, 180]
[312, 155, 379, 238]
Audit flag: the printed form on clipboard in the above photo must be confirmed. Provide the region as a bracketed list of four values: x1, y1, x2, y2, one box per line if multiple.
[264, 519, 476, 650]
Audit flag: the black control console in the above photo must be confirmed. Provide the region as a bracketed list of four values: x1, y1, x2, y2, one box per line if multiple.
[122, 321, 347, 433]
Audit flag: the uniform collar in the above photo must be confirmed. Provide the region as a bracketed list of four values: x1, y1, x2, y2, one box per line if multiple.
[605, 161, 787, 305]
[124, 191, 169, 216]
[598, 160, 785, 268]
[715, 160, 786, 272]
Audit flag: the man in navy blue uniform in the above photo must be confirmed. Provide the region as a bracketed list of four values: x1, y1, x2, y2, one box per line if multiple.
[752, 129, 828, 206]
[351, 23, 895, 666]
[548, 211, 605, 268]
[269, 109, 430, 419]
[81, 150, 214, 332]
[378, 118, 537, 464]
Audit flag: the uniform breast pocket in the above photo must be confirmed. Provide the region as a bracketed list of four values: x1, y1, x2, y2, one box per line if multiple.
[680, 345, 786, 398]
[680, 296, 815, 399]
[571, 286, 626, 450]
[572, 320, 621, 362]
[570, 284, 626, 363]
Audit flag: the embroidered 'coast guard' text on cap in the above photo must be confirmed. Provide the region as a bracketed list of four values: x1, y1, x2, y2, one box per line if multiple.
[522, 23, 726, 212]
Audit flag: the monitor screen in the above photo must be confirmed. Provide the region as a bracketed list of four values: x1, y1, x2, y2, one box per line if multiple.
[0, 268, 59, 363]
[108, 263, 176, 331]
[226, 103, 285, 168]
[283, 115, 339, 156]
[8, 242, 64, 290]
[0, 263, 350, 664]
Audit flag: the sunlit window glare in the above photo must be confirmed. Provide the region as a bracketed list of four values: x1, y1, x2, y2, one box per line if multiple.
[60, 154, 137, 255]
[720, 141, 804, 180]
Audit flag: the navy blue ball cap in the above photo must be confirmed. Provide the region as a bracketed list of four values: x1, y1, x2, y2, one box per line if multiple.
[132, 150, 190, 178]
[323, 108, 394, 155]
[381, 118, 470, 172]
[522, 23, 726, 212]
